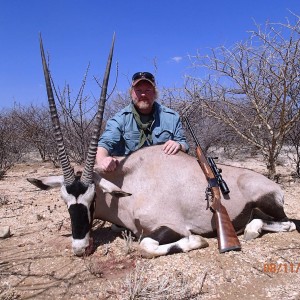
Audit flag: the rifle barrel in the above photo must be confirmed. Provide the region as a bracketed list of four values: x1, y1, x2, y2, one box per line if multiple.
[184, 116, 200, 148]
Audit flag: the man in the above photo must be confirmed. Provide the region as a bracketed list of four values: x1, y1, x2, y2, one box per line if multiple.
[96, 71, 189, 172]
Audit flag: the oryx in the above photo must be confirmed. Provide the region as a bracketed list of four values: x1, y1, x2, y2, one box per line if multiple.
[28, 35, 296, 257]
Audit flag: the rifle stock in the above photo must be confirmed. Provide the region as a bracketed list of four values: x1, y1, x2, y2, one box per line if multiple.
[196, 147, 241, 253]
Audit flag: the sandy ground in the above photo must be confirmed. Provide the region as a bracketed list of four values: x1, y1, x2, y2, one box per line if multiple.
[0, 156, 300, 300]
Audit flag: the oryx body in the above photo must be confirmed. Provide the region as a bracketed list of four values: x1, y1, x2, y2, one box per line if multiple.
[95, 145, 288, 238]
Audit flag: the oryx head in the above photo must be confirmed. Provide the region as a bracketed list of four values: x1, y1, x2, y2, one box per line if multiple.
[37, 34, 115, 256]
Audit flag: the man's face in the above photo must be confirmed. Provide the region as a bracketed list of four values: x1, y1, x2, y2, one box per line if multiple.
[131, 81, 156, 114]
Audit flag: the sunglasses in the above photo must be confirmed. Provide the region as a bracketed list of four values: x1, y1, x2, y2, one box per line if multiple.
[132, 72, 155, 84]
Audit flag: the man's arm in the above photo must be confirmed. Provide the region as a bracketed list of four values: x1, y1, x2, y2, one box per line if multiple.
[173, 115, 189, 152]
[96, 114, 124, 172]
[95, 147, 119, 172]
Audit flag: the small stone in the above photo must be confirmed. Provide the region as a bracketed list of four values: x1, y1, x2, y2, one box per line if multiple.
[0, 226, 11, 238]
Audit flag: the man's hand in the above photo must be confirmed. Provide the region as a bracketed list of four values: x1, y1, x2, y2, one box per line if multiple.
[162, 140, 182, 155]
[96, 147, 119, 172]
[96, 156, 119, 172]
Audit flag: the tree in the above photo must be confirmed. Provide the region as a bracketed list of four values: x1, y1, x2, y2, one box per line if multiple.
[50, 64, 100, 165]
[285, 118, 300, 177]
[0, 110, 24, 178]
[13, 104, 58, 164]
[187, 14, 300, 178]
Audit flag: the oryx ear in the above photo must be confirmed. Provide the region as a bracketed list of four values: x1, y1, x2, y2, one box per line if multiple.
[99, 178, 131, 197]
[93, 173, 131, 197]
[27, 175, 64, 190]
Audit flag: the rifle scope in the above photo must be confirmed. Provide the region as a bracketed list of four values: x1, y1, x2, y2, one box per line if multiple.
[208, 157, 230, 195]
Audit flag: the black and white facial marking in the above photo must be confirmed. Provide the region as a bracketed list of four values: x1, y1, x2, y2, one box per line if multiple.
[61, 178, 96, 256]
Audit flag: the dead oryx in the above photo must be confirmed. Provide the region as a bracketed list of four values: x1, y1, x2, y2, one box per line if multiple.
[28, 35, 296, 258]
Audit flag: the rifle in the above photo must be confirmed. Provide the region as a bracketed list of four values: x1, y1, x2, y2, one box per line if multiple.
[184, 116, 241, 253]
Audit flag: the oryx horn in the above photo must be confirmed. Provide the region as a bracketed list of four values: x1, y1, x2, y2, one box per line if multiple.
[39, 34, 75, 186]
[81, 34, 115, 186]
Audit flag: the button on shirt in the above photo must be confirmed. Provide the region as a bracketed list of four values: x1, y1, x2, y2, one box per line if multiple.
[98, 102, 189, 156]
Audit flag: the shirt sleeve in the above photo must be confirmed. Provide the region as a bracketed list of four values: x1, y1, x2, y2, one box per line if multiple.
[98, 115, 123, 155]
[173, 115, 190, 152]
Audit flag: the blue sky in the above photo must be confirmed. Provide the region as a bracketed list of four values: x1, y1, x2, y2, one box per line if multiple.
[0, 0, 299, 109]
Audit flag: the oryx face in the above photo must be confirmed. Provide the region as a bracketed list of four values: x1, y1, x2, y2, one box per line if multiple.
[61, 180, 96, 255]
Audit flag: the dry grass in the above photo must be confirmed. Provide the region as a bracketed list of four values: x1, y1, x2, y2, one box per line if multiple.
[109, 261, 207, 300]
[0, 196, 8, 207]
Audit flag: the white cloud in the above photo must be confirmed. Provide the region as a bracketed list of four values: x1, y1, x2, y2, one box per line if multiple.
[171, 56, 183, 63]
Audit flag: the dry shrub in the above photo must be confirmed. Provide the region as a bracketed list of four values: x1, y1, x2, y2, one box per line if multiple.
[109, 261, 207, 300]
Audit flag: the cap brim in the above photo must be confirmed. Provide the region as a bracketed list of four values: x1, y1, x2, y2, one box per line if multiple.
[132, 78, 155, 86]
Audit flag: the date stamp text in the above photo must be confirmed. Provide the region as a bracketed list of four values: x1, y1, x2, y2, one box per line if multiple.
[263, 263, 300, 273]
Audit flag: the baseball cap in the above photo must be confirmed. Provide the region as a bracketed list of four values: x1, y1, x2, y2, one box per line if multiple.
[131, 72, 156, 86]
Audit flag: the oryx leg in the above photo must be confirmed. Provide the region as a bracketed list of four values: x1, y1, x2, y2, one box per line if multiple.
[244, 219, 296, 240]
[139, 226, 208, 258]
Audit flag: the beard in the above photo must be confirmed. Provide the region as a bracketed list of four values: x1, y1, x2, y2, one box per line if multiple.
[132, 98, 154, 113]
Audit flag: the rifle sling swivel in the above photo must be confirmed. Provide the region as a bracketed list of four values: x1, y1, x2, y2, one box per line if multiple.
[205, 178, 219, 211]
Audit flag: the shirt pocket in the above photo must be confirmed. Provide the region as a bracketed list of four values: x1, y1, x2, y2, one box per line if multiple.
[153, 129, 173, 143]
[124, 131, 140, 151]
